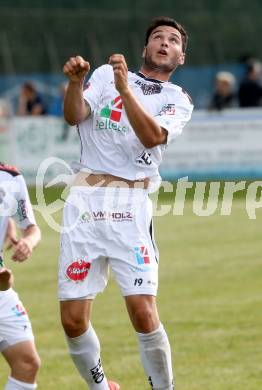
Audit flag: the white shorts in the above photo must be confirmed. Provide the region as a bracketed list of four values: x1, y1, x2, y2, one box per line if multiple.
[0, 288, 34, 352]
[58, 186, 159, 300]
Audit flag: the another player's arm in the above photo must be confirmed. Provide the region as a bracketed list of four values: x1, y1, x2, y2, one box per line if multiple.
[63, 55, 91, 125]
[109, 54, 167, 148]
[12, 224, 41, 262]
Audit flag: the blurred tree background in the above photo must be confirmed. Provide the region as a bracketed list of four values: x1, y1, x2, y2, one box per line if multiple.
[0, 0, 261, 74]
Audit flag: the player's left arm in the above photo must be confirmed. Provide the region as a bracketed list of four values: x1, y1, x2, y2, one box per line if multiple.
[109, 54, 167, 148]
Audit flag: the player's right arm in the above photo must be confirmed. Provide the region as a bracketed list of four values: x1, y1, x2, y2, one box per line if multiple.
[63, 55, 91, 125]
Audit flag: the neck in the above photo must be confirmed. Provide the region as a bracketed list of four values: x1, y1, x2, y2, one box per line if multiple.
[139, 65, 172, 82]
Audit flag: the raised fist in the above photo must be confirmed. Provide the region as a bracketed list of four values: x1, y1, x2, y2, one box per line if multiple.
[63, 56, 90, 83]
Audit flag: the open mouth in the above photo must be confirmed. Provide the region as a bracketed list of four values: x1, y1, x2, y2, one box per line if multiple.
[158, 50, 168, 56]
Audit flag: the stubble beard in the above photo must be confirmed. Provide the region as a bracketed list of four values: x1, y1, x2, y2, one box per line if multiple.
[144, 53, 178, 73]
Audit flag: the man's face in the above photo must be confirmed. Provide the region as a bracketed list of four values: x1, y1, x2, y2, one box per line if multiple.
[143, 25, 185, 73]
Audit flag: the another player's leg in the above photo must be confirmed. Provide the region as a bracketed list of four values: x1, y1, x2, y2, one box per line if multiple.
[125, 294, 174, 390]
[61, 299, 114, 390]
[2, 340, 40, 389]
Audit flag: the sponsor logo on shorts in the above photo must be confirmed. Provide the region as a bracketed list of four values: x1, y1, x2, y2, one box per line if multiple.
[147, 280, 156, 286]
[80, 211, 133, 223]
[131, 246, 152, 273]
[66, 260, 91, 282]
[134, 246, 150, 265]
[80, 211, 92, 222]
[90, 358, 105, 384]
[12, 303, 27, 317]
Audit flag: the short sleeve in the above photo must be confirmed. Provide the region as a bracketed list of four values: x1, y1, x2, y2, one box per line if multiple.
[154, 91, 193, 144]
[13, 175, 36, 229]
[83, 65, 111, 113]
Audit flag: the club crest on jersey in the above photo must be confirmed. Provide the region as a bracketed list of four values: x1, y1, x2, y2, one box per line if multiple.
[135, 80, 163, 95]
[158, 104, 176, 116]
[66, 259, 91, 282]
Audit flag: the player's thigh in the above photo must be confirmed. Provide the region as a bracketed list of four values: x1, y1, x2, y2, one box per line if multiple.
[0, 288, 35, 352]
[2, 340, 40, 381]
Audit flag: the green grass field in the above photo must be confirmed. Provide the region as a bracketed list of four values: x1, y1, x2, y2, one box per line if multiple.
[1, 191, 262, 390]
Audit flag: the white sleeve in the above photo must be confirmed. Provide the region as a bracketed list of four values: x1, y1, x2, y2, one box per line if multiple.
[83, 64, 111, 112]
[154, 91, 193, 144]
[13, 175, 36, 230]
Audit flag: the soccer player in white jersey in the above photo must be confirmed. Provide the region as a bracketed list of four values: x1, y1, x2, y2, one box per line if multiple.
[60, 16, 193, 390]
[0, 163, 41, 390]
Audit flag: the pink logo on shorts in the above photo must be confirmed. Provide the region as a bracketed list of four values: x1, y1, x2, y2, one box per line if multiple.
[12, 303, 27, 317]
[66, 260, 91, 282]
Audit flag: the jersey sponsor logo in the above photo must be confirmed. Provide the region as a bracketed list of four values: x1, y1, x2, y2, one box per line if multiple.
[96, 96, 130, 134]
[80, 211, 133, 223]
[100, 95, 123, 122]
[158, 103, 176, 116]
[135, 80, 163, 95]
[134, 246, 150, 265]
[12, 303, 27, 317]
[66, 260, 91, 282]
[90, 359, 105, 384]
[95, 118, 129, 134]
[135, 151, 152, 166]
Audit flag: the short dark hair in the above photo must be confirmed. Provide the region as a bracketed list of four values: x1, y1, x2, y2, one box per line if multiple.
[145, 16, 188, 53]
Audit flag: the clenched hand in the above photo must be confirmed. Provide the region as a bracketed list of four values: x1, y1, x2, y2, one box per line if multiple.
[109, 54, 129, 95]
[63, 56, 90, 84]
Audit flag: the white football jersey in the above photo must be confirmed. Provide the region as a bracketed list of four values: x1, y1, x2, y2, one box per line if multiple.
[75, 64, 193, 188]
[0, 165, 36, 256]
